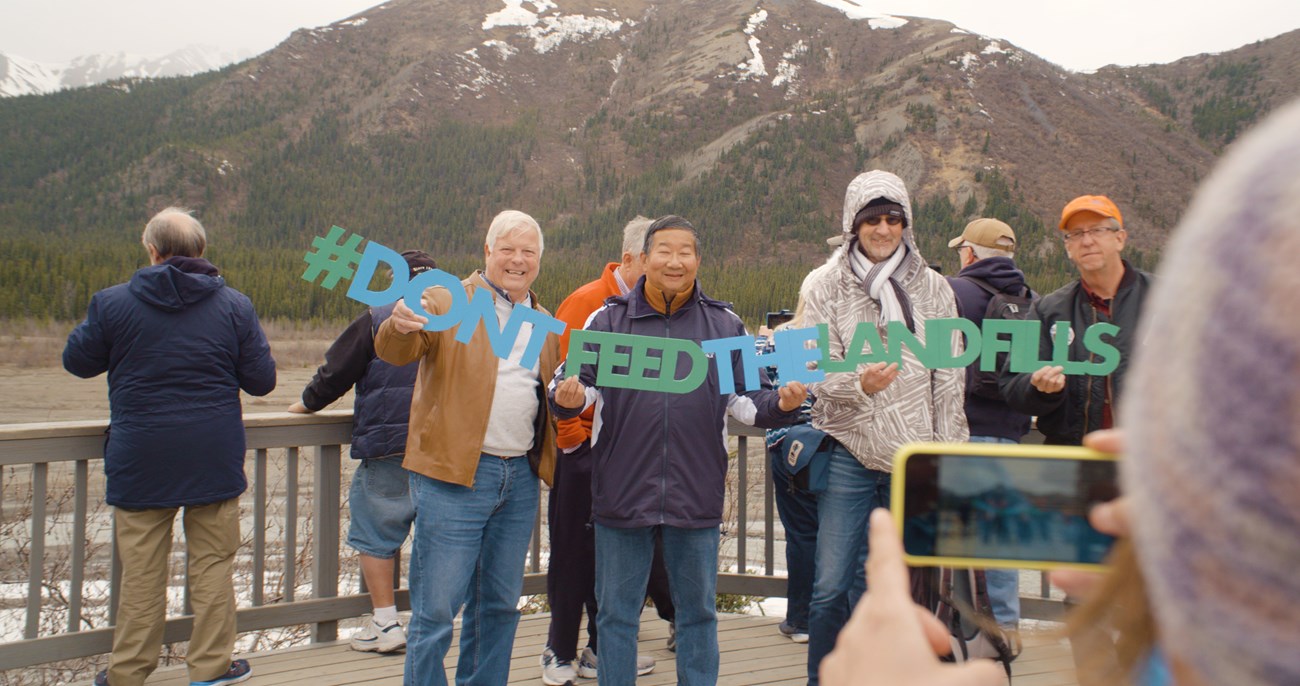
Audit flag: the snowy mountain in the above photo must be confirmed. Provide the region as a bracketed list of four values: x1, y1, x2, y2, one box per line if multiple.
[0, 45, 249, 97]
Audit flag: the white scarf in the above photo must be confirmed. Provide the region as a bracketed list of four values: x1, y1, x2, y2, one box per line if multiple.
[849, 241, 910, 328]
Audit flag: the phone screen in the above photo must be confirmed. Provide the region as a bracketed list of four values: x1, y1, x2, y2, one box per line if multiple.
[901, 452, 1119, 566]
[765, 310, 795, 330]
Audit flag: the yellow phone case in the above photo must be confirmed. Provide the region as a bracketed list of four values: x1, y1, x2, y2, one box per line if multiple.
[890, 442, 1118, 572]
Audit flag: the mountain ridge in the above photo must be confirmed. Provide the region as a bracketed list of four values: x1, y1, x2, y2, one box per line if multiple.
[1, 0, 1296, 323]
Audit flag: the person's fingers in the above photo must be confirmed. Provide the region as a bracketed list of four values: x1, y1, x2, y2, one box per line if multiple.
[865, 509, 911, 600]
[1089, 498, 1131, 537]
[1049, 568, 1104, 599]
[945, 659, 1008, 686]
[1082, 429, 1124, 455]
[915, 606, 954, 656]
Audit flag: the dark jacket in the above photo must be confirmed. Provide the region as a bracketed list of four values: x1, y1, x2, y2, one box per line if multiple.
[301, 303, 418, 460]
[550, 278, 799, 529]
[63, 257, 276, 508]
[998, 261, 1152, 445]
[947, 256, 1033, 441]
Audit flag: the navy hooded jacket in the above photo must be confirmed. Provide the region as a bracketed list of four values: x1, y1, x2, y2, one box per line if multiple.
[63, 257, 276, 508]
[299, 303, 418, 460]
[550, 278, 798, 529]
[947, 256, 1033, 441]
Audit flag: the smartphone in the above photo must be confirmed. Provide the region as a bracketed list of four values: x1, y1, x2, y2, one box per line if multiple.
[765, 309, 795, 330]
[891, 442, 1119, 572]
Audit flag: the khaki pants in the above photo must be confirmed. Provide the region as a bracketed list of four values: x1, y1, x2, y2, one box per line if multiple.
[108, 498, 240, 686]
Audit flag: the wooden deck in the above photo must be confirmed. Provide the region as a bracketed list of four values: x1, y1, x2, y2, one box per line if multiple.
[142, 611, 1078, 685]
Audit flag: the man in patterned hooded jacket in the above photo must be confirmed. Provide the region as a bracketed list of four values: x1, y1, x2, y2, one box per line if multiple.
[801, 170, 969, 683]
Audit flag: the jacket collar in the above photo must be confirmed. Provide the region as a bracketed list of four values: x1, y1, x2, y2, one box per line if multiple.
[625, 278, 724, 319]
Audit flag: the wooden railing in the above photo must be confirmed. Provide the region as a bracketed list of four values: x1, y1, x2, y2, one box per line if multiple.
[0, 413, 1062, 673]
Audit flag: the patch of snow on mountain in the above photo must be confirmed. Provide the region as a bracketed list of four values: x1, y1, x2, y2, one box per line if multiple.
[737, 9, 769, 79]
[982, 41, 1006, 55]
[772, 40, 808, 95]
[339, 18, 368, 27]
[483, 0, 541, 29]
[525, 14, 625, 54]
[482, 0, 558, 30]
[810, 0, 907, 27]
[482, 40, 519, 60]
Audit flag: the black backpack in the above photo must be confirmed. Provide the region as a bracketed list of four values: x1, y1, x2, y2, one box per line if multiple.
[911, 567, 1018, 679]
[960, 276, 1036, 398]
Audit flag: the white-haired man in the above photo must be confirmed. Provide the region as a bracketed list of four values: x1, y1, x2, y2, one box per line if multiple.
[376, 210, 564, 686]
[65, 207, 276, 686]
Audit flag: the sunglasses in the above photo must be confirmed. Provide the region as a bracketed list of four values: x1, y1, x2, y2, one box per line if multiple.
[862, 215, 903, 227]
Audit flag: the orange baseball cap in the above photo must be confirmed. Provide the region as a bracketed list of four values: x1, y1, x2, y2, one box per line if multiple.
[1059, 195, 1123, 231]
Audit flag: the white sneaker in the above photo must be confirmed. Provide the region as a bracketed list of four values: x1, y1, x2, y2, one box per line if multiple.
[576, 646, 655, 678]
[350, 616, 407, 653]
[540, 647, 579, 686]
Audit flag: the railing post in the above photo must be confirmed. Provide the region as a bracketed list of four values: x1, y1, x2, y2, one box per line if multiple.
[69, 460, 88, 632]
[26, 463, 48, 639]
[312, 444, 341, 643]
[736, 436, 748, 573]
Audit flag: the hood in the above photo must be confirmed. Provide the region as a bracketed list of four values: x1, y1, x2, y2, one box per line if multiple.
[839, 170, 915, 244]
[834, 169, 926, 282]
[956, 256, 1028, 294]
[128, 258, 224, 312]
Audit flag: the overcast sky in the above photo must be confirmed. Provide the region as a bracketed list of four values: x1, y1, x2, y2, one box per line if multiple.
[2, 0, 1298, 72]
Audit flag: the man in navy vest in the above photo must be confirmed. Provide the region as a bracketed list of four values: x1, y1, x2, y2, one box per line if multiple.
[289, 249, 437, 654]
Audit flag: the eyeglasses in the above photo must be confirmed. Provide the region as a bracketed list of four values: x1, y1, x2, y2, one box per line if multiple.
[863, 215, 903, 227]
[1062, 226, 1120, 243]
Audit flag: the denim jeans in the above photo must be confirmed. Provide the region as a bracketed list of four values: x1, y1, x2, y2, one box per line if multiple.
[594, 523, 719, 686]
[347, 455, 416, 558]
[807, 445, 888, 685]
[969, 435, 1022, 628]
[769, 446, 818, 632]
[405, 455, 539, 686]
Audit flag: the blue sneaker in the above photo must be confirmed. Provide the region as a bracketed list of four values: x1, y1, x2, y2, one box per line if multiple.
[92, 670, 110, 686]
[189, 659, 251, 686]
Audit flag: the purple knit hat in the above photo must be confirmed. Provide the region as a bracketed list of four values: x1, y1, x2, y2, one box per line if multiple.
[1122, 99, 1300, 685]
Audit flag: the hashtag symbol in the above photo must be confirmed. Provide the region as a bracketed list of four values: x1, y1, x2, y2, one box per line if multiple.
[302, 226, 365, 290]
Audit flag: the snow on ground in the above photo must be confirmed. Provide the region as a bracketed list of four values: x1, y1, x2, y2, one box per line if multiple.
[810, 0, 907, 28]
[772, 40, 809, 95]
[482, 39, 518, 60]
[481, 0, 626, 54]
[736, 9, 770, 79]
[526, 14, 625, 54]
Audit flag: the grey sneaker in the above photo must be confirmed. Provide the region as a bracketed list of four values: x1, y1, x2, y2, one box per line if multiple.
[667, 622, 676, 652]
[778, 620, 809, 644]
[540, 647, 578, 686]
[350, 616, 407, 653]
[576, 646, 655, 678]
[188, 659, 252, 686]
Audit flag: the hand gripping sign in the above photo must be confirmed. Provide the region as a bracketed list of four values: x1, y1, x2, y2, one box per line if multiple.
[306, 230, 1121, 395]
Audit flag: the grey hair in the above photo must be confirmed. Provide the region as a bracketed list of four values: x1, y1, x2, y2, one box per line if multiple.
[143, 207, 206, 258]
[969, 243, 1015, 260]
[485, 210, 544, 255]
[621, 215, 653, 258]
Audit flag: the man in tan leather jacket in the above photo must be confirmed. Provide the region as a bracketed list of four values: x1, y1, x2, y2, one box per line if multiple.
[375, 209, 562, 686]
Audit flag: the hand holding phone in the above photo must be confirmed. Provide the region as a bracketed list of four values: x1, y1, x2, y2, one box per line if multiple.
[891, 442, 1119, 572]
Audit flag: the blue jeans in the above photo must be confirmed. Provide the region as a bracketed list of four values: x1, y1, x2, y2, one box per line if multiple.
[807, 445, 888, 685]
[969, 435, 1022, 629]
[769, 446, 818, 632]
[405, 456, 539, 686]
[347, 455, 416, 558]
[595, 523, 719, 686]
